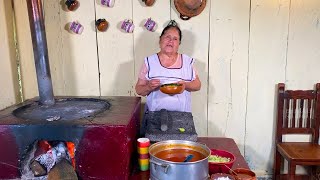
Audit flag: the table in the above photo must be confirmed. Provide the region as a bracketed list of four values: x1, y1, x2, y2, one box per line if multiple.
[129, 137, 249, 180]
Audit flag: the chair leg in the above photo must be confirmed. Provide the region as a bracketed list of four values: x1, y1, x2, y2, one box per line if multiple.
[288, 161, 296, 180]
[311, 166, 319, 180]
[273, 150, 281, 179]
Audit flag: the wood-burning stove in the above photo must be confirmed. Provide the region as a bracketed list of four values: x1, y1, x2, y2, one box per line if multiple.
[0, 0, 141, 179]
[0, 96, 140, 179]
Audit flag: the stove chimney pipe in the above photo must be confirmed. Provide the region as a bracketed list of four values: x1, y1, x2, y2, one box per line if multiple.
[26, 0, 55, 105]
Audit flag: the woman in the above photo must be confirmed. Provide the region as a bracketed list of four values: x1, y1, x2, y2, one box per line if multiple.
[135, 20, 201, 113]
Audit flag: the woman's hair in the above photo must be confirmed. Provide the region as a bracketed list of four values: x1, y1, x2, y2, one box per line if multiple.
[160, 20, 182, 43]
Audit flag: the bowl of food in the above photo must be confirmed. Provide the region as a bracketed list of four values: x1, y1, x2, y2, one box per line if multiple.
[208, 149, 236, 174]
[160, 83, 183, 95]
[211, 173, 235, 180]
[230, 168, 256, 180]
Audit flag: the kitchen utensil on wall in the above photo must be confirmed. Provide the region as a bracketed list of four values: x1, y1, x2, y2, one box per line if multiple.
[101, 0, 115, 7]
[174, 0, 207, 20]
[144, 18, 157, 32]
[69, 21, 83, 34]
[96, 19, 108, 32]
[65, 0, 79, 11]
[120, 19, 134, 33]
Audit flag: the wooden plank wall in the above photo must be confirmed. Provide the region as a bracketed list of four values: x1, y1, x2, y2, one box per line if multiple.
[286, 0, 320, 88]
[246, 0, 320, 175]
[44, 1, 100, 96]
[0, 0, 20, 110]
[208, 0, 250, 155]
[13, 0, 38, 99]
[2, 0, 320, 177]
[246, 0, 289, 173]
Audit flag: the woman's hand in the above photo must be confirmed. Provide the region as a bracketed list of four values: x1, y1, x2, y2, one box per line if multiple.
[148, 79, 161, 91]
[177, 80, 186, 93]
[135, 78, 160, 96]
[179, 75, 201, 92]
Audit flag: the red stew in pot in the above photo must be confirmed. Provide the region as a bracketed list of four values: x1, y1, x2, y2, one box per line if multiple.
[154, 149, 206, 162]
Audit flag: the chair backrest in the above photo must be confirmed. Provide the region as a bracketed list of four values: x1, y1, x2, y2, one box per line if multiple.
[275, 83, 320, 144]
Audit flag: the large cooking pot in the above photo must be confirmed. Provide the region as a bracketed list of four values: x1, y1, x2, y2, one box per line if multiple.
[149, 140, 210, 180]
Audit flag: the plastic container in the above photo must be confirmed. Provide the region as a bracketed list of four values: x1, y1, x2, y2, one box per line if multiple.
[209, 149, 236, 174]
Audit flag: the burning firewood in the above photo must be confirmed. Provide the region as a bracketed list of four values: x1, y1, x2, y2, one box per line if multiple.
[29, 141, 76, 177]
[48, 159, 78, 180]
[30, 159, 47, 177]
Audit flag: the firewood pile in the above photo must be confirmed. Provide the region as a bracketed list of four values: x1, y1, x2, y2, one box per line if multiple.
[21, 140, 77, 179]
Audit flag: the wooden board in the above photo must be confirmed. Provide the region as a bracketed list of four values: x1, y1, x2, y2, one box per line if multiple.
[0, 0, 20, 109]
[97, 0, 135, 96]
[44, 0, 100, 96]
[245, 0, 290, 173]
[285, 0, 320, 89]
[13, 0, 38, 99]
[208, 0, 250, 152]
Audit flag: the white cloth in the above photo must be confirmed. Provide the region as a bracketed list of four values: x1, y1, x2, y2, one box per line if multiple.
[145, 54, 196, 112]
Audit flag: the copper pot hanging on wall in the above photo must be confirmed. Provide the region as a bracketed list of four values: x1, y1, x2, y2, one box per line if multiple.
[174, 0, 207, 20]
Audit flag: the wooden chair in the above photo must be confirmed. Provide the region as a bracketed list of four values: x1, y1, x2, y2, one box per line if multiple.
[273, 83, 320, 180]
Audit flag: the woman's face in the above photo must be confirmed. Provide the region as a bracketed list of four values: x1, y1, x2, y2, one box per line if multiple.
[159, 27, 180, 55]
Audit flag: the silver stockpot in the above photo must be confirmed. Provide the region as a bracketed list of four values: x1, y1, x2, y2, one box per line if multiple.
[149, 140, 210, 180]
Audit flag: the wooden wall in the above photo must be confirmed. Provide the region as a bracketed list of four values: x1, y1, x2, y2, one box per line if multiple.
[2, 0, 320, 177]
[0, 0, 20, 110]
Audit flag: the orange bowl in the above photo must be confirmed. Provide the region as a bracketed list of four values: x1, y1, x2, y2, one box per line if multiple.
[230, 168, 256, 180]
[160, 83, 183, 95]
[209, 149, 236, 174]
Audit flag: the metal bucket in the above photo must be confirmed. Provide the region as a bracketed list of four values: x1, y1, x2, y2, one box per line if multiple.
[149, 140, 210, 180]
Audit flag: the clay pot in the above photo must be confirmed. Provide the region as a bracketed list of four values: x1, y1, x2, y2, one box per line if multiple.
[160, 83, 183, 95]
[144, 0, 155, 6]
[96, 19, 108, 32]
[65, 0, 79, 11]
[230, 168, 256, 180]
